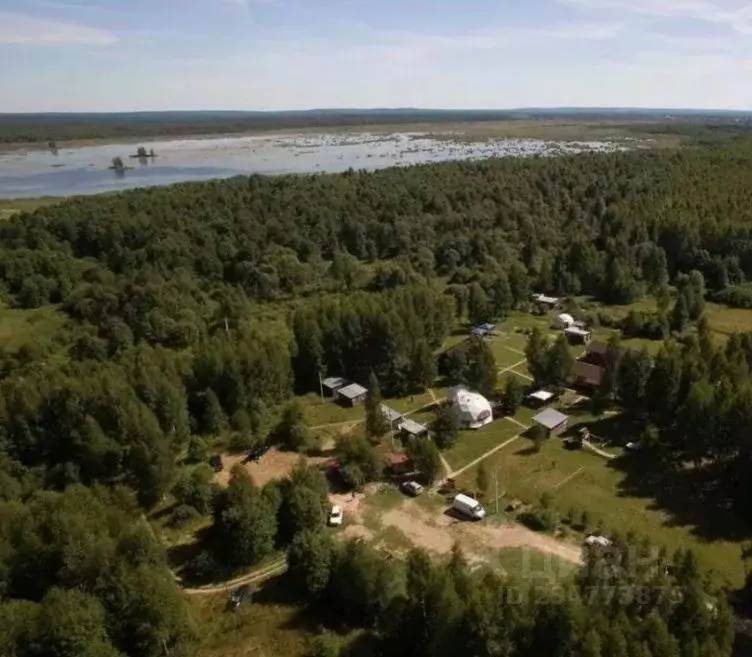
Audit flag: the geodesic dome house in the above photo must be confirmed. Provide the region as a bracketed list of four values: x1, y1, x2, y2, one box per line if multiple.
[447, 386, 493, 430]
[552, 313, 575, 329]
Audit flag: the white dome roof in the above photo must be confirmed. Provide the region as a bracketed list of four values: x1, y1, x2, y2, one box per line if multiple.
[556, 313, 574, 324]
[447, 386, 493, 429]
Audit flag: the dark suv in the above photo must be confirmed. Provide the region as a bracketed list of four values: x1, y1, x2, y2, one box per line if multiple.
[228, 584, 251, 611]
[246, 443, 270, 463]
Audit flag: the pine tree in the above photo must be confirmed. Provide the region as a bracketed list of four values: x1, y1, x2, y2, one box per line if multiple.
[546, 334, 575, 394]
[671, 294, 689, 333]
[364, 371, 388, 441]
[465, 336, 497, 398]
[617, 348, 652, 414]
[406, 435, 443, 484]
[525, 327, 550, 387]
[503, 375, 526, 415]
[409, 340, 437, 392]
[468, 282, 490, 324]
[432, 404, 460, 449]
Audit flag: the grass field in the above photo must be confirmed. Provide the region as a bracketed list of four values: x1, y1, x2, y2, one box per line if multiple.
[455, 423, 747, 587]
[0, 197, 62, 219]
[443, 418, 523, 472]
[703, 301, 752, 336]
[191, 583, 374, 657]
[495, 546, 577, 584]
[587, 295, 752, 345]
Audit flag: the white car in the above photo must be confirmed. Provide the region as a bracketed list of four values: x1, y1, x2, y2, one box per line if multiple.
[328, 505, 344, 526]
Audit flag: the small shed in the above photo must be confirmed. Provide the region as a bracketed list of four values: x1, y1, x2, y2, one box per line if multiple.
[398, 418, 429, 438]
[531, 293, 561, 309]
[322, 376, 348, 395]
[336, 382, 368, 406]
[552, 313, 575, 329]
[527, 389, 555, 407]
[532, 408, 569, 438]
[564, 326, 592, 345]
[585, 341, 610, 365]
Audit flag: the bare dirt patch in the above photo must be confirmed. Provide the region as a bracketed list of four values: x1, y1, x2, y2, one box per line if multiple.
[374, 501, 582, 565]
[214, 449, 328, 488]
[381, 507, 457, 554]
[329, 489, 367, 524]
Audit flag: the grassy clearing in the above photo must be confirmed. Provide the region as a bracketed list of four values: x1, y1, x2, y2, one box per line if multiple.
[494, 547, 578, 584]
[443, 419, 522, 472]
[191, 592, 311, 657]
[190, 582, 375, 657]
[455, 422, 746, 587]
[703, 301, 752, 336]
[0, 305, 67, 352]
[298, 393, 364, 427]
[384, 391, 435, 414]
[0, 197, 62, 219]
[489, 341, 527, 370]
[587, 295, 752, 345]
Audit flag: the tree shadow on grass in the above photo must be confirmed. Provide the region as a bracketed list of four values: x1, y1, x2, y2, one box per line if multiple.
[607, 449, 752, 543]
[547, 409, 752, 543]
[254, 575, 383, 649]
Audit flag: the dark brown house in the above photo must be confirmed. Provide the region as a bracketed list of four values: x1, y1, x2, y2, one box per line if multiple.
[584, 341, 610, 366]
[571, 361, 605, 390]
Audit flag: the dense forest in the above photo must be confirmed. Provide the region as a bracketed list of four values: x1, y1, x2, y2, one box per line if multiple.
[4, 137, 752, 654]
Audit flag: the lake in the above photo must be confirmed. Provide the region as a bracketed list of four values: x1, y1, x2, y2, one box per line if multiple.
[0, 132, 629, 199]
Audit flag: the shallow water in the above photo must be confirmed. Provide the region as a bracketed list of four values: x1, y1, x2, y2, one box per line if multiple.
[0, 132, 629, 199]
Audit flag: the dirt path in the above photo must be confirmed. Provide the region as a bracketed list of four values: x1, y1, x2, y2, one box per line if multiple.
[582, 439, 617, 460]
[498, 359, 528, 375]
[380, 503, 582, 565]
[310, 419, 362, 430]
[448, 433, 522, 478]
[182, 557, 288, 595]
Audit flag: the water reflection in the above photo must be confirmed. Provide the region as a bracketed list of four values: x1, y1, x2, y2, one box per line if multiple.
[0, 132, 632, 199]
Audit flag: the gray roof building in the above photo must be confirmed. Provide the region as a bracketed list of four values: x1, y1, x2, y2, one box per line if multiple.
[381, 405, 404, 424]
[336, 383, 368, 400]
[322, 376, 348, 392]
[399, 418, 429, 437]
[532, 408, 568, 431]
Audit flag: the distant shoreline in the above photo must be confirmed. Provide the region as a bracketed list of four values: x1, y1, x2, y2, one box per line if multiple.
[0, 118, 671, 154]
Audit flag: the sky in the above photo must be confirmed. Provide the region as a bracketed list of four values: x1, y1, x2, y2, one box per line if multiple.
[1, 0, 752, 112]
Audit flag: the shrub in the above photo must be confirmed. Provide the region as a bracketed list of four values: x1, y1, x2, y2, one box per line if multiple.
[167, 504, 200, 527]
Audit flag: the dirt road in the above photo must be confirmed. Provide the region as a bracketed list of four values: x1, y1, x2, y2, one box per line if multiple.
[377, 502, 582, 565]
[182, 557, 288, 596]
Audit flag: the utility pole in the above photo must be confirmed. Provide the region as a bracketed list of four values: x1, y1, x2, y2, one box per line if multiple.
[224, 317, 229, 336]
[494, 469, 499, 516]
[318, 371, 324, 404]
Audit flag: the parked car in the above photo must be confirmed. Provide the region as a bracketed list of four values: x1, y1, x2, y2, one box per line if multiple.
[328, 505, 344, 526]
[228, 584, 251, 611]
[246, 443, 270, 463]
[401, 481, 424, 497]
[625, 441, 642, 452]
[209, 455, 223, 472]
[452, 493, 486, 520]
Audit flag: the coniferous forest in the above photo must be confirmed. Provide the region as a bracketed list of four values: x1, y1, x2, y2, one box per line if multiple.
[4, 134, 752, 655]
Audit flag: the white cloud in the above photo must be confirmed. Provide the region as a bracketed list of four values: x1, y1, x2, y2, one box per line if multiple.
[0, 10, 117, 45]
[558, 0, 752, 34]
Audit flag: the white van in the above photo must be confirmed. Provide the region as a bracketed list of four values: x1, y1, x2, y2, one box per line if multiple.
[452, 493, 486, 520]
